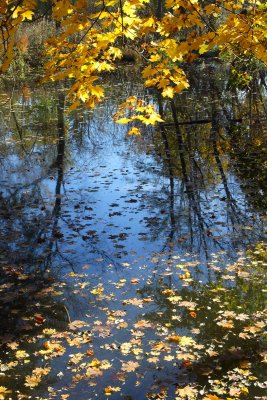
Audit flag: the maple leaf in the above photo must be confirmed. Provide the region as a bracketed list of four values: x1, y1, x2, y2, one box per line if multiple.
[104, 386, 121, 395]
[147, 357, 159, 363]
[68, 320, 88, 330]
[43, 328, 57, 336]
[179, 336, 197, 347]
[68, 353, 84, 365]
[25, 374, 41, 388]
[128, 127, 141, 136]
[179, 301, 197, 309]
[6, 341, 19, 350]
[152, 342, 171, 352]
[162, 86, 174, 98]
[0, 387, 11, 399]
[162, 289, 175, 296]
[15, 350, 29, 359]
[40, 341, 65, 356]
[90, 287, 104, 295]
[99, 360, 112, 370]
[24, 367, 51, 388]
[164, 355, 174, 361]
[86, 367, 103, 378]
[239, 332, 251, 340]
[121, 361, 139, 372]
[33, 367, 51, 376]
[175, 385, 198, 398]
[120, 342, 132, 354]
[115, 117, 131, 124]
[167, 295, 182, 303]
[134, 320, 153, 329]
[122, 298, 143, 307]
[168, 335, 181, 343]
[206, 349, 219, 357]
[216, 319, 234, 329]
[244, 325, 261, 334]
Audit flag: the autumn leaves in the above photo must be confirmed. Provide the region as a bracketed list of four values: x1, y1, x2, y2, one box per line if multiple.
[0, 0, 266, 131]
[0, 240, 266, 399]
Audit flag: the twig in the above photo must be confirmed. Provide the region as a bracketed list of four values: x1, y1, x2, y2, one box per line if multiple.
[63, 304, 71, 323]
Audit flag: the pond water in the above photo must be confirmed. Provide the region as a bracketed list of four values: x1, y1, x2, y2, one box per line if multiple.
[0, 63, 266, 400]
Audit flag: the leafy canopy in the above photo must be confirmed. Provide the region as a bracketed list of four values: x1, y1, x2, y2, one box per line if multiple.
[0, 0, 266, 119]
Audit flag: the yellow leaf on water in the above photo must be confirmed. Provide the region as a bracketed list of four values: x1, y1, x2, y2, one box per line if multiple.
[25, 374, 41, 388]
[15, 350, 29, 359]
[176, 385, 198, 398]
[179, 336, 197, 346]
[0, 387, 11, 396]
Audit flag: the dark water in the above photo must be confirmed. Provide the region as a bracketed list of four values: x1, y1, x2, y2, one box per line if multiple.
[0, 64, 266, 399]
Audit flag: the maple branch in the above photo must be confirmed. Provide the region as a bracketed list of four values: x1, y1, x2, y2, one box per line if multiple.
[119, 0, 124, 43]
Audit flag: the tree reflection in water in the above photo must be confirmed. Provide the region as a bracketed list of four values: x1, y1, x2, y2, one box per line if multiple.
[0, 61, 266, 399]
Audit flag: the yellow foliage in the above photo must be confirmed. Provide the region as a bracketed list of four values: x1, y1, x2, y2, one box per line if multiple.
[0, 0, 266, 123]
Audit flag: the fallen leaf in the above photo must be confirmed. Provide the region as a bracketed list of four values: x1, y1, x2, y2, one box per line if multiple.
[34, 314, 45, 324]
[168, 336, 181, 343]
[189, 311, 197, 318]
[176, 385, 198, 398]
[121, 361, 139, 372]
[68, 320, 88, 330]
[15, 350, 29, 359]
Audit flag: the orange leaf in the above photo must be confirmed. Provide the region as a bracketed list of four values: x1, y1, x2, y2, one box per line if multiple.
[168, 335, 181, 343]
[181, 359, 193, 368]
[189, 311, 197, 318]
[204, 395, 223, 400]
[34, 314, 45, 324]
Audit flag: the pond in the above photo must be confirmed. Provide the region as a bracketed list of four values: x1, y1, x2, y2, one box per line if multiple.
[0, 63, 266, 400]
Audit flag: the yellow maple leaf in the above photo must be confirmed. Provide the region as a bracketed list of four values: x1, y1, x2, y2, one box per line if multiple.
[21, 10, 34, 20]
[0, 386, 11, 400]
[24, 374, 41, 388]
[162, 86, 174, 98]
[128, 127, 141, 136]
[179, 336, 197, 346]
[91, 287, 104, 294]
[15, 350, 29, 359]
[115, 117, 131, 124]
